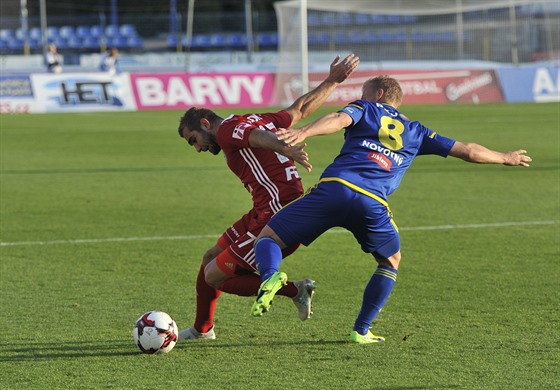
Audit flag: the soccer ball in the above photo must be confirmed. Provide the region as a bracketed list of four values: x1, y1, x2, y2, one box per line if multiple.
[132, 311, 178, 354]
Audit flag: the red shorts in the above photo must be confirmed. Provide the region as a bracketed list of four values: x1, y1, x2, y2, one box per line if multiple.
[215, 208, 299, 277]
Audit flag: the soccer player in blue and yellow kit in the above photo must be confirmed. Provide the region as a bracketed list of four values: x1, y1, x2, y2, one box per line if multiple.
[250, 75, 532, 343]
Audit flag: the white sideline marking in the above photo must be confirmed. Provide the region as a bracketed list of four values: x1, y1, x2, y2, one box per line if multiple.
[0, 220, 557, 247]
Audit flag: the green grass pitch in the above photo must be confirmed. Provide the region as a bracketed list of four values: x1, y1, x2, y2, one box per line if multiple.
[0, 103, 558, 389]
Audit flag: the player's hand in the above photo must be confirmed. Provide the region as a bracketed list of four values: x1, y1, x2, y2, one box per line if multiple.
[277, 127, 306, 147]
[504, 149, 532, 167]
[283, 143, 312, 172]
[327, 53, 360, 83]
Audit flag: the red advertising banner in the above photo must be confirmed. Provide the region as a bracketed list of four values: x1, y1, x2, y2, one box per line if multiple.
[297, 69, 504, 106]
[130, 72, 276, 110]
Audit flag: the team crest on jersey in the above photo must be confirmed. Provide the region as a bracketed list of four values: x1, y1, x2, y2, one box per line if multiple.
[233, 122, 251, 140]
[368, 152, 392, 171]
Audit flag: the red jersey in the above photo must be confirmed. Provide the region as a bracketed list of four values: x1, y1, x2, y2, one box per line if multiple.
[216, 110, 304, 218]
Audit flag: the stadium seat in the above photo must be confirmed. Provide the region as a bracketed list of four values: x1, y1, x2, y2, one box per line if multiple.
[58, 26, 75, 39]
[53, 36, 68, 49]
[308, 12, 321, 27]
[320, 12, 337, 25]
[166, 34, 178, 48]
[350, 31, 377, 44]
[108, 36, 127, 48]
[66, 36, 82, 49]
[82, 36, 99, 50]
[308, 31, 330, 45]
[227, 33, 247, 48]
[6, 38, 22, 50]
[105, 25, 120, 38]
[257, 32, 278, 48]
[119, 24, 138, 37]
[47, 27, 59, 40]
[187, 34, 211, 49]
[90, 25, 103, 38]
[127, 36, 143, 48]
[75, 25, 91, 38]
[354, 13, 371, 25]
[29, 27, 42, 40]
[0, 29, 15, 40]
[334, 31, 350, 44]
[29, 38, 42, 50]
[370, 14, 385, 24]
[15, 28, 27, 40]
[209, 33, 226, 47]
[337, 13, 353, 26]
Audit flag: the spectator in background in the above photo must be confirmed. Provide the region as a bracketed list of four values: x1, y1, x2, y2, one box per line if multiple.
[99, 47, 121, 76]
[45, 43, 62, 74]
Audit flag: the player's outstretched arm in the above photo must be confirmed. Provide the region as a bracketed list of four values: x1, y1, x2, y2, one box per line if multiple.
[277, 112, 353, 146]
[248, 127, 312, 172]
[285, 54, 359, 127]
[449, 141, 532, 167]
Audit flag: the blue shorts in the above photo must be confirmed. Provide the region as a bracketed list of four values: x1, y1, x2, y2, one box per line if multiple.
[268, 181, 400, 259]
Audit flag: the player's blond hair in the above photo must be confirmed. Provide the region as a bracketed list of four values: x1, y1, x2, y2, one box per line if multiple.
[363, 75, 403, 107]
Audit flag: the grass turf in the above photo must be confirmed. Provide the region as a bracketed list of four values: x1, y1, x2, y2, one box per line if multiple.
[0, 103, 559, 389]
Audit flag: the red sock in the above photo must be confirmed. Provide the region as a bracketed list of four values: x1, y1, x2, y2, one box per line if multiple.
[218, 274, 298, 298]
[193, 265, 221, 333]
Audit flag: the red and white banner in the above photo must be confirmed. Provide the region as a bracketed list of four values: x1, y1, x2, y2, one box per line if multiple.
[294, 69, 505, 106]
[130, 73, 276, 110]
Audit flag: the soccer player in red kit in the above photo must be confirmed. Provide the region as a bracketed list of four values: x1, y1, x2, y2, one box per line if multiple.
[176, 54, 359, 340]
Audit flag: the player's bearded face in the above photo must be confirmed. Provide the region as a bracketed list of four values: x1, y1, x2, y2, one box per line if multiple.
[204, 132, 221, 155]
[183, 127, 221, 155]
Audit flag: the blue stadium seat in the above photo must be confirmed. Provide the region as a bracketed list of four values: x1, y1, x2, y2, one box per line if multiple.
[15, 28, 26, 40]
[227, 33, 247, 48]
[127, 36, 143, 48]
[75, 25, 91, 38]
[58, 26, 75, 39]
[120, 24, 138, 38]
[47, 27, 59, 40]
[321, 12, 337, 25]
[334, 31, 350, 44]
[337, 13, 353, 26]
[370, 14, 385, 24]
[166, 35, 178, 48]
[90, 25, 103, 38]
[54, 36, 68, 49]
[29, 38, 42, 50]
[308, 13, 321, 27]
[108, 36, 127, 48]
[0, 39, 9, 51]
[187, 34, 211, 49]
[354, 13, 371, 25]
[66, 36, 82, 49]
[308, 31, 330, 45]
[82, 36, 99, 50]
[350, 31, 377, 44]
[29, 27, 42, 40]
[0, 29, 15, 40]
[257, 32, 278, 48]
[105, 25, 120, 38]
[209, 33, 226, 47]
[7, 38, 22, 50]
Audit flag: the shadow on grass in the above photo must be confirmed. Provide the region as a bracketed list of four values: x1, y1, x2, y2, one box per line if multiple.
[0, 339, 138, 361]
[0, 338, 350, 361]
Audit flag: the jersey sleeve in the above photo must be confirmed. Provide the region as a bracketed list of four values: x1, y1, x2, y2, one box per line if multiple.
[416, 123, 456, 157]
[218, 111, 293, 151]
[338, 101, 365, 125]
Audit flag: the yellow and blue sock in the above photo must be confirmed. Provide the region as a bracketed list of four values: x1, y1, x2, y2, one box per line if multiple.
[353, 265, 398, 335]
[254, 236, 283, 281]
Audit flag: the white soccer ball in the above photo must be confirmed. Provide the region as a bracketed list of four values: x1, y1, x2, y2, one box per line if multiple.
[132, 311, 178, 354]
